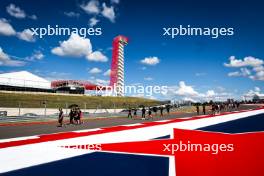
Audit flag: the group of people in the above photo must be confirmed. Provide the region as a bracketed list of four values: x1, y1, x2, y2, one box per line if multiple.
[57, 107, 83, 127]
[195, 101, 241, 115]
[127, 105, 171, 120]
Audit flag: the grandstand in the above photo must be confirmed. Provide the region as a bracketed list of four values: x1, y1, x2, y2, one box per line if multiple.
[0, 71, 104, 95]
[0, 71, 53, 93]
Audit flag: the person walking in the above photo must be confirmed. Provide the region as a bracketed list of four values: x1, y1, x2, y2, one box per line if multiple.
[153, 107, 158, 116]
[166, 105, 170, 115]
[202, 104, 206, 115]
[57, 108, 64, 127]
[76, 108, 82, 125]
[212, 104, 216, 115]
[141, 107, 146, 120]
[196, 105, 200, 115]
[160, 106, 164, 118]
[128, 108, 132, 119]
[148, 108, 153, 119]
[69, 108, 74, 124]
[133, 109, 137, 119]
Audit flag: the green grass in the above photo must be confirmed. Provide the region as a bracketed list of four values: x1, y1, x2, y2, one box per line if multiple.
[0, 92, 162, 109]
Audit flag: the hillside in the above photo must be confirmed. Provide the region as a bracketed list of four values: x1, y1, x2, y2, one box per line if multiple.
[0, 92, 162, 109]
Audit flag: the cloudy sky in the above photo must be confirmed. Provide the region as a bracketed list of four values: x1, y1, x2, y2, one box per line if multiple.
[0, 0, 263, 101]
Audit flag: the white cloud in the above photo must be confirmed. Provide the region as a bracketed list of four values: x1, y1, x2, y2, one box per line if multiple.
[103, 69, 111, 76]
[87, 51, 108, 62]
[28, 15, 37, 20]
[253, 65, 264, 72]
[0, 18, 16, 36]
[252, 71, 264, 81]
[241, 68, 251, 76]
[255, 87, 261, 92]
[175, 81, 199, 96]
[195, 72, 206, 77]
[0, 47, 26, 67]
[228, 71, 240, 77]
[144, 77, 153, 81]
[140, 56, 160, 66]
[162, 81, 233, 102]
[101, 3, 116, 22]
[51, 33, 108, 63]
[80, 0, 100, 14]
[51, 33, 92, 57]
[95, 78, 109, 85]
[6, 4, 26, 19]
[64, 12, 80, 18]
[244, 87, 262, 99]
[17, 29, 35, 42]
[25, 50, 44, 61]
[0, 19, 36, 42]
[89, 67, 102, 74]
[6, 4, 37, 20]
[182, 97, 197, 103]
[111, 0, 120, 4]
[225, 56, 264, 81]
[89, 17, 99, 27]
[228, 68, 251, 77]
[224, 56, 263, 68]
[205, 90, 216, 97]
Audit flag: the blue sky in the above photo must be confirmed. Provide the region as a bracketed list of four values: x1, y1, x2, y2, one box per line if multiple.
[0, 0, 264, 101]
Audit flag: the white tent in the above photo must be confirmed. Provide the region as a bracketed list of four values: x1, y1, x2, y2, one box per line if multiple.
[0, 71, 51, 89]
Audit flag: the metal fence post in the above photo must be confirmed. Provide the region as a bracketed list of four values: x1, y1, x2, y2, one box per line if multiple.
[44, 101, 47, 117]
[18, 101, 21, 116]
[65, 102, 68, 115]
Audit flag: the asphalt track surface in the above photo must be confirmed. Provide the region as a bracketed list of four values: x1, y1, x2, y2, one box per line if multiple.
[0, 105, 259, 139]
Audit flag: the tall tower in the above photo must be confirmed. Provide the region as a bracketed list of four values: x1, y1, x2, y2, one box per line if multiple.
[110, 35, 128, 96]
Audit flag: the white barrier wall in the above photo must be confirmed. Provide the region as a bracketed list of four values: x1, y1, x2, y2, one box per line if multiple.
[0, 108, 124, 116]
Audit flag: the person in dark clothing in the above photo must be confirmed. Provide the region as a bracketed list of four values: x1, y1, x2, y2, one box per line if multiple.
[141, 107, 146, 120]
[160, 106, 164, 117]
[166, 105, 170, 114]
[196, 105, 200, 115]
[212, 104, 216, 115]
[57, 108, 64, 127]
[69, 108, 74, 124]
[76, 108, 82, 125]
[148, 108, 153, 119]
[153, 107, 158, 116]
[73, 108, 79, 124]
[128, 108, 132, 118]
[133, 109, 137, 119]
[202, 104, 206, 115]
